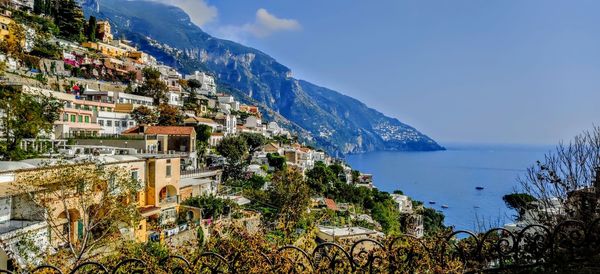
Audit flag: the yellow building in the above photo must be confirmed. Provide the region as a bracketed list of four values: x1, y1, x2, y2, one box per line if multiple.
[135, 156, 181, 242]
[96, 20, 113, 43]
[0, 12, 13, 41]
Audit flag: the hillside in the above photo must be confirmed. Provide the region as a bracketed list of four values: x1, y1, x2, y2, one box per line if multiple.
[82, 0, 444, 155]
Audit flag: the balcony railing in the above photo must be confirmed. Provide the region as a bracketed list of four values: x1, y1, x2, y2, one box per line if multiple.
[159, 195, 179, 206]
[13, 218, 600, 273]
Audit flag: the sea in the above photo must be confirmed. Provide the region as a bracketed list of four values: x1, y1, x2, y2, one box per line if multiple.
[345, 143, 553, 232]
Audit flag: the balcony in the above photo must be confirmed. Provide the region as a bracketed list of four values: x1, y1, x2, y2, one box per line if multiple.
[159, 195, 179, 208]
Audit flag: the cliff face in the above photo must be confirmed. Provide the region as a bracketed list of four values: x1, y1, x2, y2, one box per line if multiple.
[83, 0, 444, 155]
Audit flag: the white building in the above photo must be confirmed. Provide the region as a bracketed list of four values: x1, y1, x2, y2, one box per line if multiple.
[83, 89, 154, 107]
[244, 116, 262, 129]
[167, 91, 183, 107]
[96, 111, 136, 134]
[185, 71, 217, 95]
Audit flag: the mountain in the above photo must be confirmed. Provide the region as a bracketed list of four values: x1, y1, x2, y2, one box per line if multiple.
[82, 0, 444, 155]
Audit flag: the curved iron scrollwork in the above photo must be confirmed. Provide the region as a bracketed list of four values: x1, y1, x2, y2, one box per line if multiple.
[4, 218, 600, 273]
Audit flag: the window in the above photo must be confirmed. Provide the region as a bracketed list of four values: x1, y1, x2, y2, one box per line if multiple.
[107, 107, 112, 112]
[129, 121, 134, 126]
[98, 120, 104, 126]
[84, 116, 90, 123]
[100, 107, 105, 111]
[63, 113, 69, 122]
[131, 170, 139, 180]
[166, 165, 172, 177]
[75, 104, 80, 110]
[78, 115, 83, 123]
[107, 120, 112, 127]
[70, 115, 76, 122]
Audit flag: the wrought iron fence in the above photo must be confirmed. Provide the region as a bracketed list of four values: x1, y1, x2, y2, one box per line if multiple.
[5, 218, 600, 273]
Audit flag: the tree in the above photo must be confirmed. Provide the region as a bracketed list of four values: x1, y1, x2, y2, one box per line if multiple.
[269, 168, 311, 238]
[85, 16, 97, 42]
[157, 104, 183, 126]
[33, 0, 44, 14]
[305, 161, 340, 195]
[217, 136, 248, 181]
[12, 162, 141, 266]
[0, 86, 61, 160]
[0, 21, 25, 58]
[503, 193, 537, 220]
[136, 68, 168, 105]
[518, 126, 600, 225]
[183, 88, 199, 112]
[56, 0, 84, 41]
[195, 124, 212, 144]
[131, 106, 158, 125]
[240, 133, 267, 153]
[182, 195, 237, 219]
[267, 153, 286, 171]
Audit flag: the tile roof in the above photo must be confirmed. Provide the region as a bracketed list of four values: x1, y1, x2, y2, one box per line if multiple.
[122, 126, 195, 135]
[325, 198, 339, 211]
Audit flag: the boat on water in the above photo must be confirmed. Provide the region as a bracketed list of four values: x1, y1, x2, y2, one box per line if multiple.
[441, 205, 449, 209]
[428, 201, 436, 205]
[475, 186, 484, 190]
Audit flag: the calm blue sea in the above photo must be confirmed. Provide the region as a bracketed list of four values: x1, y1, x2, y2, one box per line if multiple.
[345, 144, 553, 231]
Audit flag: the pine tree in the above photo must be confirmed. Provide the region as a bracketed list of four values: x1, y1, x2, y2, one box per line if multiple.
[86, 15, 97, 42]
[33, 0, 43, 14]
[56, 0, 85, 41]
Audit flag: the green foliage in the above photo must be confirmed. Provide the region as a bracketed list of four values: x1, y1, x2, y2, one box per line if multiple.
[182, 195, 237, 219]
[194, 124, 212, 144]
[503, 193, 537, 219]
[56, 0, 85, 41]
[268, 168, 311, 237]
[85, 16, 97, 42]
[135, 68, 168, 104]
[305, 161, 340, 195]
[416, 206, 445, 235]
[266, 153, 286, 171]
[246, 174, 267, 189]
[217, 136, 249, 181]
[0, 86, 61, 160]
[239, 133, 267, 153]
[371, 199, 402, 236]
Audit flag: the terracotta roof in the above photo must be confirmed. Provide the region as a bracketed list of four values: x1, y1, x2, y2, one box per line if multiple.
[211, 132, 225, 137]
[122, 126, 195, 135]
[325, 198, 339, 211]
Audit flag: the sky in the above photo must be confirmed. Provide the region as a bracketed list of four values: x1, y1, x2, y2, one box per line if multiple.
[153, 0, 600, 145]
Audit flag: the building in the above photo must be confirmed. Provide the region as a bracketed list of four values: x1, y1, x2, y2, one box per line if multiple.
[185, 71, 216, 95]
[96, 20, 113, 43]
[391, 194, 413, 214]
[122, 126, 196, 154]
[83, 89, 154, 111]
[317, 226, 383, 242]
[0, 11, 13, 42]
[96, 111, 136, 134]
[209, 133, 224, 147]
[213, 113, 237, 135]
[137, 156, 182, 240]
[183, 117, 219, 131]
[179, 169, 222, 199]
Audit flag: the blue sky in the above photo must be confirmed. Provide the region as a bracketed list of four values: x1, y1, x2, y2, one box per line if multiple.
[156, 0, 600, 145]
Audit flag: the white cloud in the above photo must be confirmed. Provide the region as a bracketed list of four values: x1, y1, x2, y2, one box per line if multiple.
[151, 0, 218, 27]
[216, 8, 301, 41]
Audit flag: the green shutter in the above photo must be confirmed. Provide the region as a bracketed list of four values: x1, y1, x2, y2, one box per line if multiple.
[77, 220, 84, 240]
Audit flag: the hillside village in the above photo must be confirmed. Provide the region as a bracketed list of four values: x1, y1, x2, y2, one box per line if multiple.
[0, 1, 444, 271]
